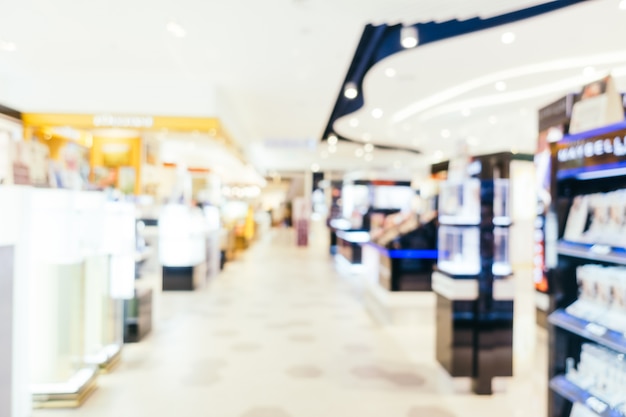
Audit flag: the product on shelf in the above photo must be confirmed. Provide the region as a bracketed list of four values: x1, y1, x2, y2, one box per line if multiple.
[565, 343, 626, 411]
[563, 189, 626, 248]
[566, 265, 626, 332]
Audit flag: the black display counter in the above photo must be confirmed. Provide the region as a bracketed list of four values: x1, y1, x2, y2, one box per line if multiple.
[369, 244, 436, 291]
[335, 230, 369, 265]
[124, 287, 153, 343]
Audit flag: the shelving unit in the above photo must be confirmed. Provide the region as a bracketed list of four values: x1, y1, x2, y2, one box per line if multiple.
[548, 120, 626, 417]
[433, 152, 520, 395]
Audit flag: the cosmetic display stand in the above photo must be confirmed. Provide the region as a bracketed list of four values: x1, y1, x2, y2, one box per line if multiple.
[547, 120, 626, 417]
[0, 187, 31, 417]
[361, 242, 437, 325]
[26, 189, 99, 408]
[159, 204, 209, 290]
[433, 152, 516, 395]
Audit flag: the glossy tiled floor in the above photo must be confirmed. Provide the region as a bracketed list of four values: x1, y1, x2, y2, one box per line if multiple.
[34, 222, 548, 417]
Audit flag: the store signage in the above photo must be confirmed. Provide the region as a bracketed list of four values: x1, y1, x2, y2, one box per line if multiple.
[93, 114, 153, 128]
[538, 94, 577, 132]
[556, 127, 626, 171]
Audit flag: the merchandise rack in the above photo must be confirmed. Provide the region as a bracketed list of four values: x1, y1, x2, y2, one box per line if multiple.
[548, 120, 626, 417]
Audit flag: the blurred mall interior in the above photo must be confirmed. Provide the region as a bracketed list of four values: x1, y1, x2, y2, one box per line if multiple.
[2, 1, 626, 416]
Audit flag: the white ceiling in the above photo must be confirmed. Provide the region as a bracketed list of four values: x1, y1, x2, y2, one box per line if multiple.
[0, 0, 621, 180]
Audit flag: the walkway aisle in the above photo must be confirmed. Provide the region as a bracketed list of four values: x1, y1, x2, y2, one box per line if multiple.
[34, 226, 546, 417]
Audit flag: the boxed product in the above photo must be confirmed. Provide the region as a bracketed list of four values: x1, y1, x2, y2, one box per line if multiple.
[438, 178, 481, 225]
[437, 225, 480, 276]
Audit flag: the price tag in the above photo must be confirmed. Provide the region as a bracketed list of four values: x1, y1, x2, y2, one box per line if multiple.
[585, 397, 608, 415]
[571, 402, 602, 417]
[590, 244, 611, 255]
[585, 323, 608, 337]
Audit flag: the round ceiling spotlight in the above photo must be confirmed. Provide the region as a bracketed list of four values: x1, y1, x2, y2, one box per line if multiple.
[385, 68, 397, 78]
[441, 129, 451, 138]
[364, 153, 374, 162]
[620, 0, 626, 10]
[355, 148, 364, 158]
[500, 32, 516, 44]
[166, 21, 187, 38]
[311, 163, 320, 172]
[371, 108, 383, 119]
[400, 26, 419, 49]
[495, 81, 507, 91]
[327, 134, 338, 145]
[461, 108, 471, 117]
[433, 150, 444, 161]
[364, 143, 374, 152]
[349, 118, 359, 127]
[583, 66, 596, 77]
[344, 82, 358, 99]
[0, 40, 16, 52]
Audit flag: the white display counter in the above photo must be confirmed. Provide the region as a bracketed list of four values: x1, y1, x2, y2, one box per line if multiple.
[0, 187, 137, 409]
[0, 186, 30, 417]
[159, 204, 217, 290]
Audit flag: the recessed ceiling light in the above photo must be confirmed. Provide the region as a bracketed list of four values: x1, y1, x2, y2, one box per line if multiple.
[0, 41, 16, 52]
[166, 21, 187, 38]
[349, 118, 359, 127]
[583, 66, 596, 77]
[327, 134, 338, 145]
[461, 108, 471, 117]
[355, 148, 364, 157]
[441, 129, 451, 138]
[385, 68, 397, 78]
[344, 82, 358, 99]
[501, 32, 516, 44]
[372, 108, 383, 119]
[488, 116, 498, 125]
[400, 26, 418, 48]
[433, 150, 444, 161]
[364, 143, 374, 152]
[311, 163, 320, 172]
[495, 81, 507, 91]
[364, 153, 373, 162]
[620, 0, 626, 10]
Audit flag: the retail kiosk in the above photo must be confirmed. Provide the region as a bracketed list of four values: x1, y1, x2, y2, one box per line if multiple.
[433, 152, 531, 395]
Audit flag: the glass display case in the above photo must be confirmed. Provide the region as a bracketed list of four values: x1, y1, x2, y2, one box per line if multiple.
[437, 226, 480, 276]
[438, 178, 481, 225]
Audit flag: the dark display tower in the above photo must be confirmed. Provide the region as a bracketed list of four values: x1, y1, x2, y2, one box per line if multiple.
[433, 152, 527, 395]
[547, 120, 626, 417]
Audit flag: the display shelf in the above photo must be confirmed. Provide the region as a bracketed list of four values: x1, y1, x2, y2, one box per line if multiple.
[557, 241, 626, 266]
[548, 309, 626, 355]
[550, 375, 625, 417]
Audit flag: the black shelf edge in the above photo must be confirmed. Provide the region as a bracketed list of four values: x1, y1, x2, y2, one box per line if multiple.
[549, 375, 625, 417]
[548, 309, 626, 355]
[557, 241, 626, 266]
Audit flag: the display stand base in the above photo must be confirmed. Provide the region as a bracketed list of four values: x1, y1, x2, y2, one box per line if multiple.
[98, 346, 122, 374]
[364, 279, 435, 325]
[162, 263, 206, 291]
[32, 368, 98, 409]
[124, 287, 153, 343]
